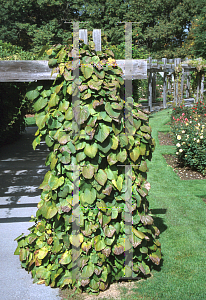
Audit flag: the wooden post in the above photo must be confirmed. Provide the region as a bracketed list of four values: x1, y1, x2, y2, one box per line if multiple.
[148, 57, 153, 111]
[181, 68, 185, 103]
[174, 59, 177, 105]
[92, 29, 101, 51]
[167, 75, 171, 94]
[196, 72, 201, 103]
[79, 29, 88, 44]
[186, 72, 190, 98]
[201, 72, 204, 101]
[152, 72, 156, 102]
[162, 58, 167, 108]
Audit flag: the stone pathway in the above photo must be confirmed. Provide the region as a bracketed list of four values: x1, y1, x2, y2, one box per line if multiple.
[0, 127, 61, 300]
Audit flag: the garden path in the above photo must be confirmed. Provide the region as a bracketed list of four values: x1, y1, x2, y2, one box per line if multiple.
[0, 127, 60, 300]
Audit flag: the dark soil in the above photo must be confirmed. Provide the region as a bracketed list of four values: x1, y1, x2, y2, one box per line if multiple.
[158, 131, 206, 180]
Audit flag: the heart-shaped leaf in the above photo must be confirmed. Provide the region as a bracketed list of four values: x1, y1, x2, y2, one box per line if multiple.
[82, 164, 95, 179]
[94, 169, 107, 186]
[130, 147, 140, 162]
[73, 105, 90, 125]
[59, 250, 72, 265]
[84, 143, 98, 158]
[95, 124, 111, 143]
[80, 188, 96, 206]
[69, 234, 84, 248]
[81, 64, 93, 79]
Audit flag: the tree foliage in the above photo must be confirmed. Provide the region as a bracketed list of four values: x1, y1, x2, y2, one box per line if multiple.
[1, 0, 205, 58]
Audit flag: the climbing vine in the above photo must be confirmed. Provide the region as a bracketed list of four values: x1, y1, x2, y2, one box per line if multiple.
[15, 40, 161, 295]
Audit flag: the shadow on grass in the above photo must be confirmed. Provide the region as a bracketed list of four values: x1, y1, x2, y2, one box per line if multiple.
[195, 194, 206, 204]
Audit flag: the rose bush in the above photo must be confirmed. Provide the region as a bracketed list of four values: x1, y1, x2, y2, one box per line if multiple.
[170, 102, 206, 175]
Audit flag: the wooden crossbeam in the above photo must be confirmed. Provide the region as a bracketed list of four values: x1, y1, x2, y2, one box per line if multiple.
[0, 59, 147, 82]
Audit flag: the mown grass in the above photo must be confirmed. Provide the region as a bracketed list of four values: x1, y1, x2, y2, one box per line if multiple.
[117, 108, 206, 300]
[60, 109, 206, 300]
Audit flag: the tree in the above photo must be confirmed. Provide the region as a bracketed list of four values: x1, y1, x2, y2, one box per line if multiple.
[183, 7, 206, 59]
[0, 0, 84, 52]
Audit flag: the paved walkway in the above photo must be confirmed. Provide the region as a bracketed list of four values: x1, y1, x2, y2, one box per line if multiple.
[0, 127, 61, 300]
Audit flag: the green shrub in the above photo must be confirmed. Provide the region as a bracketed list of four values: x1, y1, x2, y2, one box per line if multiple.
[15, 40, 161, 295]
[0, 40, 37, 60]
[0, 82, 28, 146]
[170, 102, 206, 175]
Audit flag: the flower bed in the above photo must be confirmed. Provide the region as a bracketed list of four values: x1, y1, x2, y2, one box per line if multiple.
[170, 101, 206, 175]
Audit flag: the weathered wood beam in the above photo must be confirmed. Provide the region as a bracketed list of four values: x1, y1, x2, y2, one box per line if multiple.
[0, 59, 147, 82]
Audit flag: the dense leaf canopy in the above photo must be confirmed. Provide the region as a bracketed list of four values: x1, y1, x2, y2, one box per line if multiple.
[0, 0, 205, 58]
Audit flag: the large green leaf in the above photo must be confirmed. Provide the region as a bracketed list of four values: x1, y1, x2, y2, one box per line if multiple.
[94, 169, 107, 186]
[26, 89, 39, 101]
[33, 97, 47, 112]
[95, 124, 110, 143]
[82, 164, 95, 179]
[104, 225, 116, 237]
[117, 149, 127, 162]
[35, 112, 48, 130]
[80, 188, 96, 206]
[69, 234, 84, 248]
[73, 105, 90, 125]
[84, 143, 98, 158]
[48, 93, 60, 108]
[105, 102, 120, 119]
[88, 79, 102, 91]
[37, 247, 48, 260]
[94, 235, 106, 251]
[81, 64, 93, 79]
[130, 147, 140, 162]
[107, 152, 117, 166]
[76, 151, 86, 163]
[98, 138, 112, 154]
[82, 262, 95, 279]
[59, 151, 71, 164]
[59, 250, 72, 265]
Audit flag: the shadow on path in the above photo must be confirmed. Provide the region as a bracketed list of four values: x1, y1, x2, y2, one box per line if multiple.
[0, 127, 60, 300]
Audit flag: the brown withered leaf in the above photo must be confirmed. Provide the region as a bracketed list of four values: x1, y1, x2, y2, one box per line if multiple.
[102, 247, 111, 257]
[102, 185, 112, 196]
[139, 264, 146, 275]
[61, 206, 71, 213]
[81, 230, 92, 237]
[81, 243, 92, 255]
[81, 279, 90, 287]
[137, 188, 147, 197]
[94, 268, 102, 276]
[113, 245, 124, 255]
[35, 259, 41, 267]
[144, 182, 151, 191]
[129, 235, 142, 248]
[78, 85, 88, 92]
[47, 237, 53, 245]
[140, 215, 153, 226]
[149, 254, 161, 265]
[93, 98, 104, 109]
[153, 226, 160, 237]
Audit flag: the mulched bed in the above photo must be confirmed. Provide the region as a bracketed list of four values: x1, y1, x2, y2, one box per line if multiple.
[158, 131, 206, 180]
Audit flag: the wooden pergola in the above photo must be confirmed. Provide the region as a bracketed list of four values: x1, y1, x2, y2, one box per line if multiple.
[0, 29, 204, 111]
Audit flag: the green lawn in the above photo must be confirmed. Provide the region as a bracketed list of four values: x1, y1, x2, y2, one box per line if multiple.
[116, 108, 206, 300]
